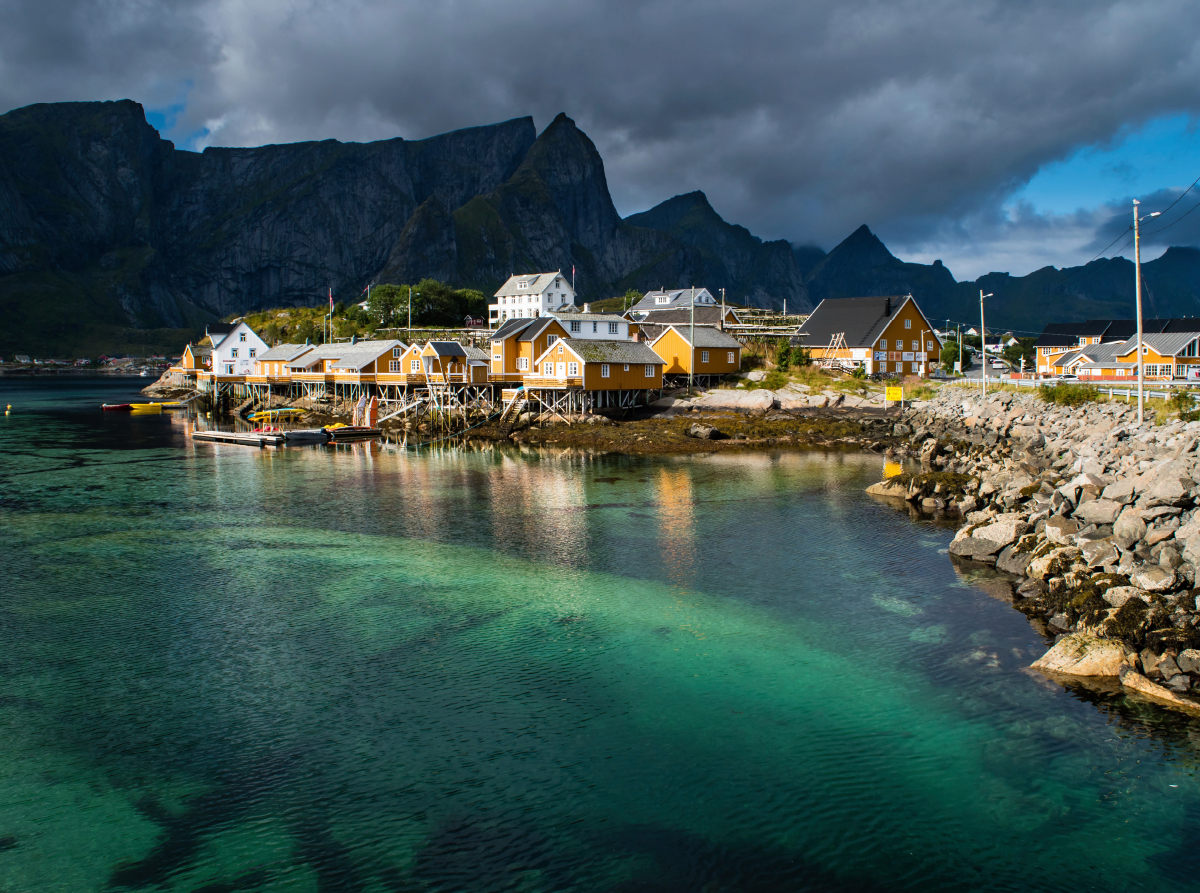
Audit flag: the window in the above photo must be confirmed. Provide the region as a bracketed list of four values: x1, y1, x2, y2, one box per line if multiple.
[700, 350, 709, 363]
[656, 295, 669, 304]
[517, 357, 529, 370]
[411, 358, 420, 372]
[727, 351, 735, 364]
[230, 348, 238, 358]
[389, 360, 401, 372]
[644, 364, 654, 377]
[904, 319, 912, 329]
[592, 322, 598, 333]
[558, 344, 564, 354]
[570, 321, 581, 332]
[568, 362, 579, 376]
[225, 363, 234, 375]
[249, 348, 256, 358]
[623, 364, 630, 372]
[239, 332, 246, 342]
[911, 362, 919, 373]
[545, 361, 554, 375]
[393, 347, 401, 357]
[601, 363, 610, 378]
[608, 322, 618, 334]
[880, 340, 887, 350]
[912, 341, 918, 351]
[493, 353, 501, 362]
[548, 334, 558, 345]
[926, 341, 934, 351]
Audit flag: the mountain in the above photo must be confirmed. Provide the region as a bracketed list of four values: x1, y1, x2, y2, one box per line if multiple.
[0, 102, 804, 356]
[624, 192, 810, 310]
[802, 225, 1200, 335]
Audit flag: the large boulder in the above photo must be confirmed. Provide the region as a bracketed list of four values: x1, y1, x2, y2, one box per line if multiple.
[1080, 539, 1119, 568]
[1120, 666, 1200, 715]
[1032, 633, 1131, 677]
[1131, 565, 1176, 592]
[1074, 499, 1123, 526]
[1113, 510, 1147, 550]
[685, 423, 722, 440]
[1027, 546, 1081, 580]
[696, 390, 776, 411]
[1102, 478, 1137, 504]
[949, 514, 1029, 560]
[996, 544, 1034, 576]
[1044, 516, 1080, 544]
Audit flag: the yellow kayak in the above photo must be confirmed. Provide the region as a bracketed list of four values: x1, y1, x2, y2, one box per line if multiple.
[129, 403, 163, 413]
[248, 408, 305, 421]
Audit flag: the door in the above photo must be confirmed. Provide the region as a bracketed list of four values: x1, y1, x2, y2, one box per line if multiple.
[556, 362, 566, 378]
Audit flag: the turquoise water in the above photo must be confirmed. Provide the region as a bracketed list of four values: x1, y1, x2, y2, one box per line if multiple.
[3, 379, 1200, 892]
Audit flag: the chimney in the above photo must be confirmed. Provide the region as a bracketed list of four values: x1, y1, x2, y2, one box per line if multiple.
[583, 303, 590, 313]
[885, 296, 891, 315]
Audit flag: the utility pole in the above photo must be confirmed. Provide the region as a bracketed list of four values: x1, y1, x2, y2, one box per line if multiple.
[408, 286, 413, 338]
[980, 291, 993, 398]
[1132, 200, 1162, 425]
[689, 285, 695, 394]
[957, 323, 962, 375]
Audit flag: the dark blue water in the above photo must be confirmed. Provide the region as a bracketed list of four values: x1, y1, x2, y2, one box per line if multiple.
[2, 377, 1199, 892]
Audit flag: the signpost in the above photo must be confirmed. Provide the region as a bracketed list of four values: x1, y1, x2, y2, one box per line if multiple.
[885, 385, 904, 409]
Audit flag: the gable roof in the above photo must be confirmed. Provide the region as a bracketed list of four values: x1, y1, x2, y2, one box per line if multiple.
[1116, 331, 1200, 358]
[799, 296, 933, 349]
[540, 338, 664, 366]
[463, 345, 489, 362]
[491, 318, 536, 341]
[1034, 323, 1086, 347]
[518, 317, 564, 342]
[424, 340, 467, 357]
[550, 311, 627, 325]
[652, 324, 742, 349]
[329, 340, 406, 371]
[630, 288, 716, 312]
[288, 343, 346, 368]
[633, 306, 740, 327]
[257, 343, 312, 362]
[493, 272, 565, 298]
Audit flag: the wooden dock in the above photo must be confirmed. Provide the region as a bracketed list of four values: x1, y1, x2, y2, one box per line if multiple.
[192, 430, 287, 447]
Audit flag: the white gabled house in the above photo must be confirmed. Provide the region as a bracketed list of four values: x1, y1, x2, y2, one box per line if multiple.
[547, 310, 632, 340]
[489, 271, 575, 326]
[207, 322, 268, 377]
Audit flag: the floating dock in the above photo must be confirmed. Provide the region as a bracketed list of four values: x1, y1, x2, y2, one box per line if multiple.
[192, 430, 287, 447]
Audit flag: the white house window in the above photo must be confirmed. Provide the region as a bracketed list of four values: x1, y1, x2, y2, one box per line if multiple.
[623, 364, 629, 371]
[558, 344, 564, 354]
[239, 332, 246, 342]
[393, 347, 401, 357]
[912, 341, 918, 351]
[389, 360, 401, 372]
[249, 348, 256, 358]
[410, 359, 420, 372]
[601, 363, 610, 378]
[911, 362, 918, 373]
[548, 334, 558, 345]
[904, 319, 912, 329]
[517, 357, 529, 370]
[608, 322, 618, 334]
[643, 364, 654, 376]
[231, 348, 238, 358]
[656, 295, 669, 304]
[225, 363, 234, 374]
[568, 362, 579, 376]
[592, 322, 598, 332]
[544, 361, 554, 375]
[881, 340, 888, 350]
[700, 350, 709, 363]
[570, 321, 581, 332]
[493, 353, 501, 362]
[926, 341, 934, 351]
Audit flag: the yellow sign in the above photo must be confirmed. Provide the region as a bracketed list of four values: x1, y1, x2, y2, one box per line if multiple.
[885, 386, 903, 402]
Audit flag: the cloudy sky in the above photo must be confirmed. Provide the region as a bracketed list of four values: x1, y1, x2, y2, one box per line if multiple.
[4, 0, 1200, 280]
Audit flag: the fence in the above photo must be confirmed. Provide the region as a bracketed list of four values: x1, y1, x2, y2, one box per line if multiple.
[954, 377, 1197, 402]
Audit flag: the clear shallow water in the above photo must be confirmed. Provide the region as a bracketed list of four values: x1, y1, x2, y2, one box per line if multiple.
[4, 379, 1200, 892]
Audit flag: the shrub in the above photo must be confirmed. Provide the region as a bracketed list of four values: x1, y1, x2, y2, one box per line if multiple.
[1038, 382, 1100, 406]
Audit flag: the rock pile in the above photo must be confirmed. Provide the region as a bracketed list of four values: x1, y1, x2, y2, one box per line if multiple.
[879, 384, 1200, 713]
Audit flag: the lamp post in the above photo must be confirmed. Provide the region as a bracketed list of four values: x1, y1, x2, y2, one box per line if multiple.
[1133, 201, 1162, 425]
[980, 291, 993, 398]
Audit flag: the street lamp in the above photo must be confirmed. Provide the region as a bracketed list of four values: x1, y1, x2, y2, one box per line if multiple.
[1133, 200, 1162, 425]
[980, 291, 993, 398]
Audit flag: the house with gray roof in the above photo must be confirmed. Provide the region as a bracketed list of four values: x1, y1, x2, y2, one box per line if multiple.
[799, 295, 941, 376]
[529, 337, 664, 391]
[628, 288, 718, 317]
[548, 310, 632, 340]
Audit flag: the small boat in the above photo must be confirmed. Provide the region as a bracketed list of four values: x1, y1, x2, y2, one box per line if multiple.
[129, 403, 163, 413]
[248, 408, 305, 422]
[284, 428, 331, 444]
[324, 424, 381, 440]
[102, 403, 133, 411]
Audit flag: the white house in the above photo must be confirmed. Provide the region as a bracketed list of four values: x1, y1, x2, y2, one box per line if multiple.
[490, 272, 575, 326]
[546, 310, 632, 340]
[629, 288, 717, 316]
[207, 322, 269, 377]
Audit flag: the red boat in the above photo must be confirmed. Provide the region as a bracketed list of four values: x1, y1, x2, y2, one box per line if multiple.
[101, 403, 133, 411]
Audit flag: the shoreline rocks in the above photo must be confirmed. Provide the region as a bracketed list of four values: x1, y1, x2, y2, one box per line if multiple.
[874, 384, 1200, 716]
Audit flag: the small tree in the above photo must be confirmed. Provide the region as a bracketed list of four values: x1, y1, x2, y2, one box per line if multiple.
[776, 341, 793, 369]
[624, 288, 642, 310]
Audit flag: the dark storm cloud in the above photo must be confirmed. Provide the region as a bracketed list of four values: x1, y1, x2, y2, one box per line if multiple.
[3, 0, 1200, 275]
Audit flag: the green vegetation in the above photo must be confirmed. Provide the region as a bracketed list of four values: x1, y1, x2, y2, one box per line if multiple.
[1038, 382, 1102, 406]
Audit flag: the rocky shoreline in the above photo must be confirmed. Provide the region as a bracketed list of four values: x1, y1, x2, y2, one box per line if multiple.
[870, 383, 1200, 715]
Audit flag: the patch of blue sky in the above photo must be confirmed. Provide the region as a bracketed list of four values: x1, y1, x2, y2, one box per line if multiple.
[145, 91, 210, 152]
[1012, 113, 1200, 215]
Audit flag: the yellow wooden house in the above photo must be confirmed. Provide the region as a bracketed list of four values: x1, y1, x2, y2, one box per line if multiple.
[489, 317, 571, 383]
[649, 325, 742, 378]
[527, 338, 665, 391]
[799, 295, 941, 376]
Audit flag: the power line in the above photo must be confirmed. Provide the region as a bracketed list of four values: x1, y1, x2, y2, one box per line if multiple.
[1143, 192, 1200, 237]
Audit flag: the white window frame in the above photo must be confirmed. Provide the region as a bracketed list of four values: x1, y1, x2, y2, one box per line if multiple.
[608, 322, 619, 334]
[904, 319, 912, 329]
[410, 358, 420, 372]
[644, 364, 654, 377]
[393, 347, 401, 357]
[656, 295, 669, 305]
[249, 348, 256, 358]
[239, 332, 246, 342]
[558, 344, 564, 354]
[493, 353, 501, 363]
[517, 357, 529, 370]
[230, 348, 238, 358]
[700, 350, 709, 363]
[623, 364, 629, 372]
[570, 320, 581, 332]
[544, 361, 554, 375]
[912, 341, 918, 351]
[727, 351, 735, 364]
[601, 363, 610, 378]
[567, 361, 579, 376]
[389, 360, 401, 372]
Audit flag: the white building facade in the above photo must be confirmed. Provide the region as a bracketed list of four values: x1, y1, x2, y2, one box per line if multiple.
[209, 322, 269, 377]
[490, 272, 575, 326]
